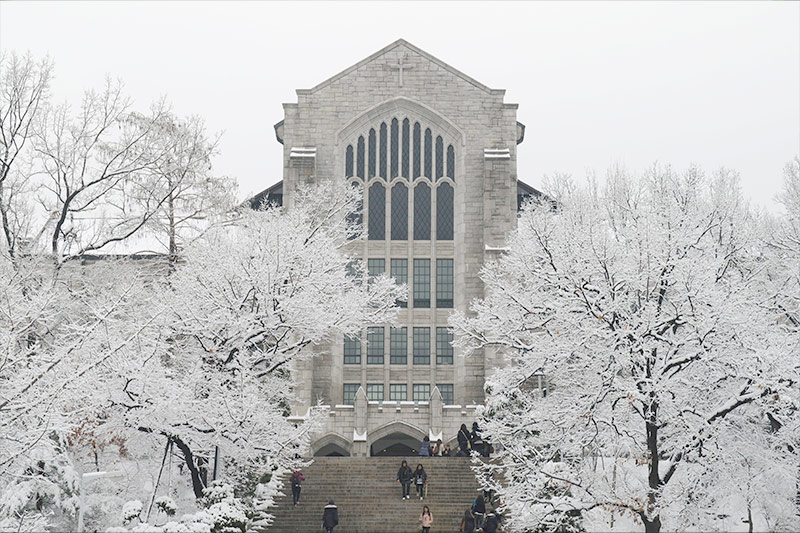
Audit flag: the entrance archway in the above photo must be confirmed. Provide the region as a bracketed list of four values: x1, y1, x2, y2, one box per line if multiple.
[311, 433, 352, 457]
[368, 421, 426, 457]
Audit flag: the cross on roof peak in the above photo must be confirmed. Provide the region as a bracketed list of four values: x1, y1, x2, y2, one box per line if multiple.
[389, 54, 414, 88]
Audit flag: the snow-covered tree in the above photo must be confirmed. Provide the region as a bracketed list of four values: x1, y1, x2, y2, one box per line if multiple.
[451, 165, 799, 532]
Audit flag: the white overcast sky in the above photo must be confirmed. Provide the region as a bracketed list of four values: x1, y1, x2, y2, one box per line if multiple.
[1, 1, 798, 210]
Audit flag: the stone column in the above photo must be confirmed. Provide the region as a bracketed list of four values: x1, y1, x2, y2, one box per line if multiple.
[353, 386, 369, 457]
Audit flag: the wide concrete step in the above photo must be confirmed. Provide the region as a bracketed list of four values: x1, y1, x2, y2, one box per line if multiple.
[265, 457, 486, 532]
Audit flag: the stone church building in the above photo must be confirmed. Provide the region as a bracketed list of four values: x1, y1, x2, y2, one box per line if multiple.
[250, 39, 541, 457]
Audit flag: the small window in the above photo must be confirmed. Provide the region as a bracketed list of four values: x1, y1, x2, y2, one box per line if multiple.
[367, 327, 384, 364]
[413, 184, 431, 240]
[435, 135, 443, 180]
[344, 334, 361, 364]
[436, 327, 453, 365]
[368, 128, 377, 178]
[413, 327, 430, 365]
[447, 144, 455, 180]
[345, 144, 354, 177]
[390, 327, 407, 364]
[391, 259, 408, 308]
[413, 384, 431, 402]
[390, 118, 399, 179]
[366, 383, 384, 401]
[436, 183, 454, 241]
[413, 122, 421, 179]
[368, 183, 385, 240]
[436, 258, 453, 308]
[391, 184, 408, 241]
[424, 128, 432, 178]
[357, 136, 365, 179]
[437, 384, 454, 405]
[389, 384, 407, 401]
[379, 122, 387, 179]
[402, 119, 410, 178]
[413, 259, 430, 308]
[343, 383, 360, 405]
[368, 258, 385, 278]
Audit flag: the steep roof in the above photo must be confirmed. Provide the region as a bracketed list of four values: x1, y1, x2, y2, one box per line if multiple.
[299, 39, 504, 96]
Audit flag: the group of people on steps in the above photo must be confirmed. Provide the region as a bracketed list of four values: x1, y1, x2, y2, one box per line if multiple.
[286, 421, 500, 531]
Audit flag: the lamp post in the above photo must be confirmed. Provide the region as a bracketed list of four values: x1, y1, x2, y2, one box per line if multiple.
[77, 470, 125, 533]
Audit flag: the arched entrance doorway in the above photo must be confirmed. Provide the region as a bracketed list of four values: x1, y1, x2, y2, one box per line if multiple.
[311, 433, 352, 457]
[368, 421, 426, 457]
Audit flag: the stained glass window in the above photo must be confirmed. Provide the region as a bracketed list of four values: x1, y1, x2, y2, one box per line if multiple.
[368, 128, 376, 178]
[436, 327, 453, 364]
[414, 183, 431, 240]
[437, 384, 454, 404]
[390, 327, 407, 364]
[413, 122, 421, 179]
[390, 118, 399, 179]
[435, 135, 443, 180]
[344, 334, 361, 364]
[402, 119, 410, 178]
[436, 183, 454, 241]
[343, 383, 359, 405]
[345, 144, 353, 177]
[447, 144, 455, 180]
[357, 136, 365, 179]
[413, 328, 430, 365]
[424, 128, 432, 178]
[391, 183, 408, 241]
[366, 384, 384, 401]
[391, 258, 408, 308]
[413, 383, 431, 402]
[368, 183, 385, 240]
[413, 259, 430, 308]
[436, 259, 454, 308]
[367, 326, 384, 364]
[389, 384, 407, 401]
[379, 122, 387, 179]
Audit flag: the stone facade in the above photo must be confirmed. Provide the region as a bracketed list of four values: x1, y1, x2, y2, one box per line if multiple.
[269, 39, 530, 456]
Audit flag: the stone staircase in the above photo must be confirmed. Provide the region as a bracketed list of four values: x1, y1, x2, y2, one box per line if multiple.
[266, 456, 484, 532]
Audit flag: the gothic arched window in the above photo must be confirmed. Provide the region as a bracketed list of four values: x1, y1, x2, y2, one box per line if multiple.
[347, 181, 362, 240]
[447, 144, 455, 180]
[424, 128, 432, 178]
[345, 144, 353, 177]
[379, 122, 387, 179]
[357, 136, 365, 179]
[414, 183, 431, 240]
[391, 183, 408, 240]
[413, 122, 421, 179]
[390, 118, 399, 179]
[402, 119, 410, 178]
[435, 135, 443, 180]
[368, 128, 376, 178]
[368, 182, 385, 240]
[436, 182, 454, 241]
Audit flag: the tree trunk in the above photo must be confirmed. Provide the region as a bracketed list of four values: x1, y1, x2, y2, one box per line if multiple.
[171, 435, 206, 499]
[168, 190, 177, 271]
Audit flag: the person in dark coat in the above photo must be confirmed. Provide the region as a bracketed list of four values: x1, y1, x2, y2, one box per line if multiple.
[472, 494, 486, 529]
[470, 422, 484, 456]
[396, 460, 413, 500]
[413, 464, 428, 500]
[322, 499, 338, 533]
[460, 508, 476, 532]
[419, 435, 431, 456]
[457, 424, 471, 454]
[442, 444, 452, 457]
[483, 510, 501, 533]
[289, 469, 304, 506]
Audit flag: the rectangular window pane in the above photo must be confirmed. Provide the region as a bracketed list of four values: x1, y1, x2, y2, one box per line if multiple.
[390, 258, 408, 308]
[413, 259, 430, 308]
[389, 384, 407, 401]
[413, 327, 430, 365]
[436, 258, 454, 308]
[367, 327, 384, 364]
[366, 383, 384, 401]
[368, 258, 385, 277]
[344, 333, 361, 364]
[390, 327, 407, 364]
[437, 384, 454, 405]
[436, 327, 453, 365]
[413, 384, 431, 402]
[343, 383, 359, 405]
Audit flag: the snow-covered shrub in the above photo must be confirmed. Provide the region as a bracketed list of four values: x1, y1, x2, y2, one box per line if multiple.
[156, 497, 177, 517]
[122, 500, 143, 524]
